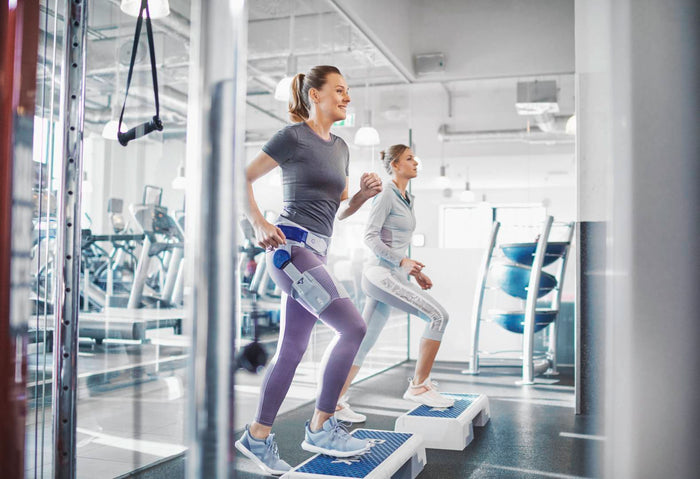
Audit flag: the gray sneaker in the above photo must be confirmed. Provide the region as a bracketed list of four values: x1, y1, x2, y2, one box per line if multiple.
[301, 416, 370, 457]
[235, 425, 291, 476]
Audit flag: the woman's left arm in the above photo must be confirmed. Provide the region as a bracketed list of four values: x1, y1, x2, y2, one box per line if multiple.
[337, 173, 383, 220]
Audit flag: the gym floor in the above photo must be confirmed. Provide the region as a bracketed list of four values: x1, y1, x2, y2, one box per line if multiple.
[25, 329, 601, 478]
[234, 361, 603, 479]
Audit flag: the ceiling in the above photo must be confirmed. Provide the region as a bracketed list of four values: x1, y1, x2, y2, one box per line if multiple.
[36, 0, 576, 186]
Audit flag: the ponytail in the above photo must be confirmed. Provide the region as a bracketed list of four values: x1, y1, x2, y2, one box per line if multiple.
[289, 73, 308, 122]
[287, 65, 342, 123]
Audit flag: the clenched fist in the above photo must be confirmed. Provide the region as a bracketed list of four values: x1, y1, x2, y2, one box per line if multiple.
[359, 172, 382, 199]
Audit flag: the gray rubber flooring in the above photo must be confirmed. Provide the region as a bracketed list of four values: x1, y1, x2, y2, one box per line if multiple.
[234, 361, 603, 479]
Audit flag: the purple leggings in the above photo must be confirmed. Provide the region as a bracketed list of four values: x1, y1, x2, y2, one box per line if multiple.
[255, 245, 367, 426]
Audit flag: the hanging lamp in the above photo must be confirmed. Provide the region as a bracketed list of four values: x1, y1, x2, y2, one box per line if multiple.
[120, 0, 170, 19]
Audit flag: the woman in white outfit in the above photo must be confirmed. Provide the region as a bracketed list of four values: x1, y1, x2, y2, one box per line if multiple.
[335, 144, 454, 423]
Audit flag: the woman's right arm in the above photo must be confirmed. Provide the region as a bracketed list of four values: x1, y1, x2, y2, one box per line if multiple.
[245, 151, 286, 249]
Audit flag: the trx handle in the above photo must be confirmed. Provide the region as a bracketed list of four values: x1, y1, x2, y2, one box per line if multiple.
[117, 0, 163, 146]
[118, 116, 163, 146]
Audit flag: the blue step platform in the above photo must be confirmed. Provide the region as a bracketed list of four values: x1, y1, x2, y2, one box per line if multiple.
[282, 429, 426, 479]
[500, 242, 568, 267]
[394, 393, 490, 450]
[491, 263, 558, 299]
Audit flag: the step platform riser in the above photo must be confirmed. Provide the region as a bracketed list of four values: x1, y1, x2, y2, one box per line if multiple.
[282, 429, 426, 479]
[394, 393, 490, 451]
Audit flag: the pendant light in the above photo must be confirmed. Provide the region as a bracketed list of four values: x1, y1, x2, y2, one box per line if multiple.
[437, 164, 450, 188]
[354, 66, 380, 146]
[437, 141, 449, 188]
[102, 118, 129, 141]
[274, 56, 296, 102]
[460, 167, 475, 201]
[172, 162, 186, 190]
[120, 0, 170, 19]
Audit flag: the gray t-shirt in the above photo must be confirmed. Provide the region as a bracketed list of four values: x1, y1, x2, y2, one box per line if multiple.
[262, 122, 349, 237]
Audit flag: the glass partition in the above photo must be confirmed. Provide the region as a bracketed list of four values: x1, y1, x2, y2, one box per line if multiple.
[25, 1, 66, 476]
[71, 1, 191, 476]
[25, 1, 195, 477]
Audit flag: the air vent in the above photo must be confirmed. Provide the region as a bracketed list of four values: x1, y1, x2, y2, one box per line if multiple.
[414, 53, 446, 75]
[515, 80, 559, 115]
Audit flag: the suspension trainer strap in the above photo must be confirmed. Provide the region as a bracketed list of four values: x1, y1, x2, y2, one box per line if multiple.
[118, 0, 164, 146]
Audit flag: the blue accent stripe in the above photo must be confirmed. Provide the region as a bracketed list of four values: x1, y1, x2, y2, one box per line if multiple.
[278, 225, 309, 244]
[406, 393, 482, 418]
[295, 430, 413, 478]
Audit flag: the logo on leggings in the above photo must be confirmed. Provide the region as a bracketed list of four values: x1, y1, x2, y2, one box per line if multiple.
[297, 278, 304, 285]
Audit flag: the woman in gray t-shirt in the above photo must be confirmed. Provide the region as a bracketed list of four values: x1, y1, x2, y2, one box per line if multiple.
[235, 65, 382, 474]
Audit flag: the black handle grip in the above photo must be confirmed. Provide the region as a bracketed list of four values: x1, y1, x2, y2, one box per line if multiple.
[118, 116, 164, 146]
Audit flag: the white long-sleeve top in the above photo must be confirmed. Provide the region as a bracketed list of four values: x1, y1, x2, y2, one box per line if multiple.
[364, 181, 416, 268]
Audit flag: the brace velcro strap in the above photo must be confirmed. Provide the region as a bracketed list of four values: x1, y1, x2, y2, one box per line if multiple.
[277, 225, 328, 255]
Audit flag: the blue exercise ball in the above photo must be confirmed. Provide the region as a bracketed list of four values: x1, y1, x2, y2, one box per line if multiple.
[491, 263, 558, 299]
[500, 242, 568, 267]
[490, 309, 558, 334]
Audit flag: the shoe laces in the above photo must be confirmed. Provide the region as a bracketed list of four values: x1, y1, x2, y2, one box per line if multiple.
[265, 433, 280, 459]
[329, 420, 353, 442]
[409, 377, 440, 390]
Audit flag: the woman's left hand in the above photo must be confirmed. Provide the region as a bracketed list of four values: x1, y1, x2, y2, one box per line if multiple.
[414, 272, 433, 290]
[359, 172, 382, 199]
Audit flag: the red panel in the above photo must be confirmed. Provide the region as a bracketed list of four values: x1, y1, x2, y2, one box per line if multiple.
[0, 1, 40, 477]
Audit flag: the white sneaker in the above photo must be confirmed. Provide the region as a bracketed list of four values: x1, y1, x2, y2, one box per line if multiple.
[335, 395, 366, 423]
[402, 377, 454, 408]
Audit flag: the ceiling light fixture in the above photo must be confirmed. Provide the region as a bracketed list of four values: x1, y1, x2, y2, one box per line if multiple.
[354, 66, 380, 147]
[460, 167, 475, 202]
[274, 55, 296, 102]
[436, 164, 450, 188]
[414, 156, 423, 171]
[565, 114, 576, 135]
[120, 0, 170, 19]
[102, 119, 129, 141]
[82, 171, 93, 194]
[460, 181, 476, 202]
[354, 122, 380, 146]
[172, 162, 186, 190]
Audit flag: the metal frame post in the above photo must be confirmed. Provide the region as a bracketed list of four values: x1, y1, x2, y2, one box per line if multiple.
[185, 1, 247, 477]
[520, 215, 553, 384]
[545, 222, 576, 375]
[463, 221, 500, 375]
[53, 0, 88, 477]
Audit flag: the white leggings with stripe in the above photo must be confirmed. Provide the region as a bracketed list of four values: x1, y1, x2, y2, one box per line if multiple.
[353, 264, 449, 367]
